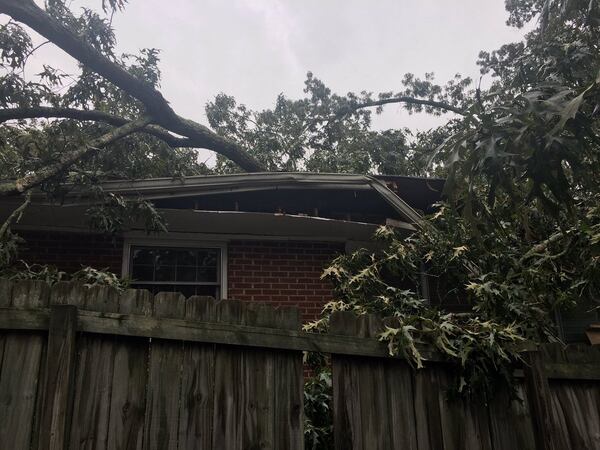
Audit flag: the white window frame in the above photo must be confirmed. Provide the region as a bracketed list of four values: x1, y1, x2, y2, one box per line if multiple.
[122, 237, 228, 299]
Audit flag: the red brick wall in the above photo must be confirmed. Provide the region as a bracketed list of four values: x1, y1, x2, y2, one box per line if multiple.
[15, 230, 123, 274]
[227, 240, 343, 322]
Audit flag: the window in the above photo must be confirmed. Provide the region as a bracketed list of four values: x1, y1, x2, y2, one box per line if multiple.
[125, 243, 225, 299]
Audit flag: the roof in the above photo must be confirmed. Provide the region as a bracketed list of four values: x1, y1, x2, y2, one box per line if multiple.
[59, 172, 426, 226]
[374, 175, 445, 214]
[1, 172, 446, 241]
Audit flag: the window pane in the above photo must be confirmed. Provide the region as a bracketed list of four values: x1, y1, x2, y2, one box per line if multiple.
[198, 250, 218, 267]
[177, 249, 196, 266]
[197, 267, 217, 282]
[155, 264, 176, 282]
[156, 249, 178, 265]
[176, 266, 196, 282]
[132, 248, 155, 265]
[131, 264, 153, 281]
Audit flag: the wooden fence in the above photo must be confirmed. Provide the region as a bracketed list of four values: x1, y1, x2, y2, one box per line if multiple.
[0, 280, 599, 450]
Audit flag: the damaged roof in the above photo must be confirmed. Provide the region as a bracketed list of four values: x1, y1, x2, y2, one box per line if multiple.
[70, 172, 431, 226]
[1, 172, 446, 240]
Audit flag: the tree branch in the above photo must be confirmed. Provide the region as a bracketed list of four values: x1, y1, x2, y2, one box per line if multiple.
[340, 96, 466, 117]
[0, 0, 264, 172]
[0, 115, 153, 196]
[0, 106, 197, 148]
[0, 191, 30, 238]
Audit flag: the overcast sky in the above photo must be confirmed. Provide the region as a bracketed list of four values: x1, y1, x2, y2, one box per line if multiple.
[29, 0, 528, 164]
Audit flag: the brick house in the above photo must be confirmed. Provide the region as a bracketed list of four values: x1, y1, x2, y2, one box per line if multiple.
[0, 172, 441, 322]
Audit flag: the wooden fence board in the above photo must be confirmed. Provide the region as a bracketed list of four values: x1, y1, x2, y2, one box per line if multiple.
[38, 303, 78, 450]
[143, 292, 185, 450]
[272, 307, 303, 450]
[549, 381, 600, 450]
[384, 361, 418, 449]
[212, 300, 250, 449]
[331, 312, 419, 450]
[273, 348, 303, 450]
[0, 281, 49, 450]
[178, 296, 216, 450]
[523, 351, 562, 450]
[241, 304, 276, 450]
[107, 289, 152, 450]
[487, 384, 536, 450]
[68, 286, 120, 450]
[0, 280, 13, 379]
[412, 369, 445, 450]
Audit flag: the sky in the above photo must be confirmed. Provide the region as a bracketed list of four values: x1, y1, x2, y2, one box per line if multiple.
[28, 0, 529, 164]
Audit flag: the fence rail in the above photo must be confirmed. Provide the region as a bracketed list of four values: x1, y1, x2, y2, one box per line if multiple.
[0, 280, 599, 450]
[1, 306, 598, 381]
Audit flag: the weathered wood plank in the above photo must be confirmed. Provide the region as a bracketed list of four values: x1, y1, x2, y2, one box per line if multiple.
[385, 361, 418, 449]
[178, 295, 216, 450]
[241, 303, 276, 450]
[69, 285, 120, 450]
[487, 384, 536, 450]
[0, 281, 49, 450]
[0, 279, 14, 447]
[0, 280, 13, 378]
[331, 312, 419, 450]
[412, 369, 445, 450]
[0, 305, 442, 362]
[273, 348, 303, 450]
[210, 301, 304, 450]
[548, 380, 600, 450]
[37, 304, 78, 450]
[523, 350, 561, 450]
[107, 289, 152, 450]
[212, 300, 249, 450]
[272, 306, 303, 450]
[143, 292, 185, 450]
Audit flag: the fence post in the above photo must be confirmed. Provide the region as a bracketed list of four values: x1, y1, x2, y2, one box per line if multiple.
[37, 305, 78, 450]
[522, 350, 559, 450]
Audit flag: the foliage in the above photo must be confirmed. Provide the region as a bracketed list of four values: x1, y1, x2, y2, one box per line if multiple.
[206, 72, 464, 176]
[303, 353, 333, 450]
[1, 261, 129, 290]
[86, 191, 168, 235]
[300, 0, 600, 436]
[0, 0, 209, 227]
[0, 0, 209, 274]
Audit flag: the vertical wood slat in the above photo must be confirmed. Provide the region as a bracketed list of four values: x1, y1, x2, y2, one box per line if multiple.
[542, 344, 600, 450]
[241, 303, 275, 450]
[37, 304, 78, 450]
[0, 281, 49, 450]
[523, 350, 561, 450]
[211, 300, 304, 450]
[0, 279, 12, 375]
[212, 300, 254, 450]
[106, 289, 153, 450]
[331, 312, 418, 450]
[487, 384, 536, 450]
[68, 285, 120, 450]
[330, 312, 497, 450]
[143, 292, 186, 450]
[272, 306, 304, 450]
[178, 295, 216, 450]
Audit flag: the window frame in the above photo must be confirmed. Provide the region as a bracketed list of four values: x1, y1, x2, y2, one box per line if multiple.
[122, 238, 227, 299]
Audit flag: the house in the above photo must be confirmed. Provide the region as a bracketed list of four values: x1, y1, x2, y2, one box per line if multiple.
[0, 172, 443, 322]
